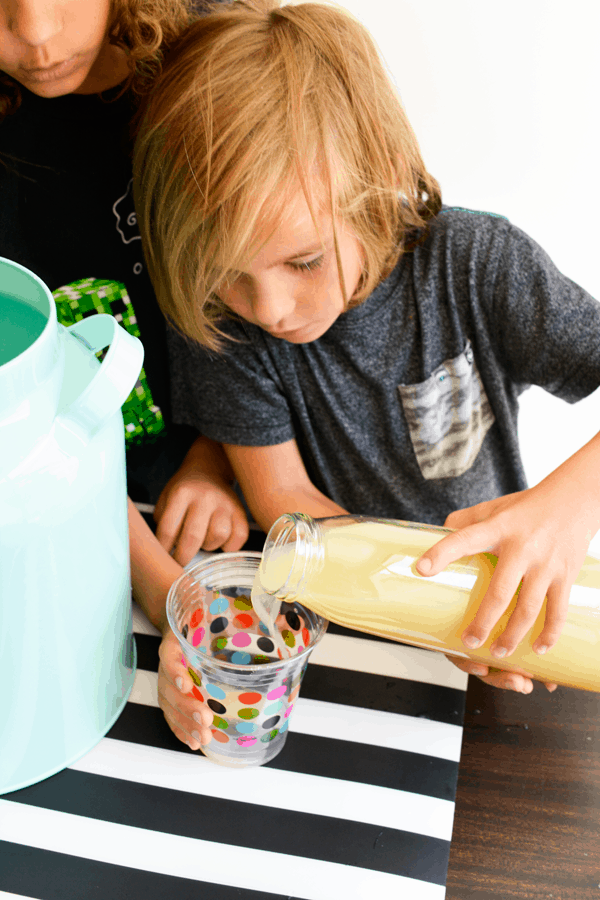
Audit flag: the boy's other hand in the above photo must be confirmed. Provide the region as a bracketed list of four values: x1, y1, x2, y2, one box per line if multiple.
[154, 435, 249, 566]
[158, 628, 213, 750]
[414, 468, 600, 688]
[444, 655, 557, 693]
[155, 471, 249, 565]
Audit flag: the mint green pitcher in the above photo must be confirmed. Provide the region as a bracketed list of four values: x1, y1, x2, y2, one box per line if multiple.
[0, 258, 144, 795]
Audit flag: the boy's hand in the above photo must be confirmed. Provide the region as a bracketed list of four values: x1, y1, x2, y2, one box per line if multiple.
[155, 471, 249, 565]
[157, 627, 214, 750]
[154, 436, 249, 565]
[415, 463, 600, 688]
[444, 655, 557, 694]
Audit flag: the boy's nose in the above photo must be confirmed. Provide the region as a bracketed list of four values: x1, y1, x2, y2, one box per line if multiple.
[8, 0, 62, 48]
[251, 282, 295, 329]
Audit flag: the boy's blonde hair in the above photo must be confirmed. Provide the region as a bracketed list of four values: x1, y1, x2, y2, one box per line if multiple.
[134, 0, 441, 348]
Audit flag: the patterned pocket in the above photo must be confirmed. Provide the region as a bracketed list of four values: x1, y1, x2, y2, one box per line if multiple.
[398, 341, 494, 480]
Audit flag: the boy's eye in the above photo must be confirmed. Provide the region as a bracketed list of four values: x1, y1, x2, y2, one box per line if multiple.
[288, 255, 324, 273]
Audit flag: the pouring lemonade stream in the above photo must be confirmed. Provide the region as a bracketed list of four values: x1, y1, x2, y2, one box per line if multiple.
[252, 513, 600, 692]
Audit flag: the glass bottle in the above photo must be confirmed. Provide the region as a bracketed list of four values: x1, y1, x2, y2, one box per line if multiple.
[257, 513, 600, 692]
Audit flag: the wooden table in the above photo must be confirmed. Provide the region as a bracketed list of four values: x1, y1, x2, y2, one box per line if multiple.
[446, 677, 600, 899]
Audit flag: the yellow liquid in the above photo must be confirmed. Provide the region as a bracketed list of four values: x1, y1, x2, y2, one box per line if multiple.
[256, 520, 600, 692]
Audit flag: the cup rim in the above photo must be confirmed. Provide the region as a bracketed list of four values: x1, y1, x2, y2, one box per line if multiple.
[166, 551, 328, 673]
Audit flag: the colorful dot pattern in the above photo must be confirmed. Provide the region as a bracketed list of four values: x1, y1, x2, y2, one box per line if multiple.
[176, 591, 317, 758]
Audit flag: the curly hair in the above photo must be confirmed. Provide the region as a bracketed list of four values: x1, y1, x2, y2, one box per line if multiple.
[0, 0, 198, 121]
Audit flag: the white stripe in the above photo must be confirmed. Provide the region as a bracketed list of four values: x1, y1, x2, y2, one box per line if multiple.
[132, 602, 468, 691]
[1, 801, 446, 900]
[293, 697, 463, 761]
[70, 737, 456, 840]
[310, 632, 468, 690]
[130, 669, 462, 761]
[0, 894, 40, 900]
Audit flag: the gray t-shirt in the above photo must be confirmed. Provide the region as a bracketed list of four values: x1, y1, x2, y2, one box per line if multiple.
[168, 207, 600, 525]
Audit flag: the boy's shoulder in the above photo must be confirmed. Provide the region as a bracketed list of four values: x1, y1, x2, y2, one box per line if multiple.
[426, 205, 553, 267]
[434, 204, 511, 235]
[438, 205, 509, 222]
[422, 203, 527, 259]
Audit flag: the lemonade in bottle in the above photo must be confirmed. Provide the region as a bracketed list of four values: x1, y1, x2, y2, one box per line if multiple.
[253, 514, 600, 692]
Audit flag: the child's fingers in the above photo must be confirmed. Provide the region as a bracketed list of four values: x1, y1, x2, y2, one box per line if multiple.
[445, 656, 490, 677]
[416, 520, 495, 577]
[488, 572, 549, 658]
[201, 507, 237, 552]
[158, 631, 213, 748]
[479, 670, 534, 693]
[159, 664, 214, 729]
[167, 495, 249, 559]
[155, 494, 188, 556]
[444, 655, 534, 692]
[158, 673, 213, 748]
[221, 509, 250, 552]
[460, 556, 524, 650]
[489, 576, 570, 659]
[531, 581, 571, 656]
[172, 505, 211, 565]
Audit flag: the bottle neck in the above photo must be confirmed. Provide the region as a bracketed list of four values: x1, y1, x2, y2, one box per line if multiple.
[259, 513, 324, 600]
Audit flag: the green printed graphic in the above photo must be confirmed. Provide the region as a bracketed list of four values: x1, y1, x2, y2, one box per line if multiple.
[52, 278, 165, 447]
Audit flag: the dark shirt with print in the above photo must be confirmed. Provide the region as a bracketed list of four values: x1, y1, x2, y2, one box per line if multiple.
[167, 207, 600, 525]
[0, 84, 197, 503]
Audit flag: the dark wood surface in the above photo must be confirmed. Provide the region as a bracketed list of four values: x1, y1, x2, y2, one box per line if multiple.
[446, 677, 600, 899]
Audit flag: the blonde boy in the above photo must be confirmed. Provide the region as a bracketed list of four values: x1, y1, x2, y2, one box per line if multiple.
[134, 0, 600, 744]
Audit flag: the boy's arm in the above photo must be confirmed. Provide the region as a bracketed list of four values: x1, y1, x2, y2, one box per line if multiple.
[223, 438, 348, 531]
[153, 434, 250, 565]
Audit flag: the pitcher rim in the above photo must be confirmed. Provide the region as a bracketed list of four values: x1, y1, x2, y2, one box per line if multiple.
[0, 256, 56, 373]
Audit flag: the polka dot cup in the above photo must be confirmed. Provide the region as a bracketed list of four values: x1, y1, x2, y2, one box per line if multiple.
[166, 553, 327, 768]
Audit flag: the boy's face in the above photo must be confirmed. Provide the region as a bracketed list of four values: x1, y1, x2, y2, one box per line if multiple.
[216, 193, 364, 344]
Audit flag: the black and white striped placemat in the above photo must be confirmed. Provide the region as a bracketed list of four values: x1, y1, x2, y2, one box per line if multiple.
[0, 602, 467, 900]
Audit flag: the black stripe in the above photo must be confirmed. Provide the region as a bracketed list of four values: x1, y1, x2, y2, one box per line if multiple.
[134, 633, 465, 727]
[7, 769, 450, 885]
[270, 732, 459, 802]
[132, 632, 160, 672]
[108, 702, 459, 801]
[301, 661, 465, 726]
[0, 841, 296, 900]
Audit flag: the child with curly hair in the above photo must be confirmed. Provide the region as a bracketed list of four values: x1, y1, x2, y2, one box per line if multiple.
[0, 0, 255, 749]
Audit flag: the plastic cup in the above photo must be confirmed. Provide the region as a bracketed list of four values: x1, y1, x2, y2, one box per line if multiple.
[166, 552, 327, 767]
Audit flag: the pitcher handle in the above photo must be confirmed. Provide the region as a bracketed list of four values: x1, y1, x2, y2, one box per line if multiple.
[56, 314, 144, 445]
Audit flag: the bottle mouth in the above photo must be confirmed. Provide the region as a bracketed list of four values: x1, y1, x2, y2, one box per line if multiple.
[259, 512, 322, 598]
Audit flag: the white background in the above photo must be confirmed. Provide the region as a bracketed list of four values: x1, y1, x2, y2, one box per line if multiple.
[327, 0, 600, 543]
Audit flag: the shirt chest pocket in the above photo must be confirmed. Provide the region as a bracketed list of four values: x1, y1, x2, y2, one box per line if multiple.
[398, 341, 495, 480]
